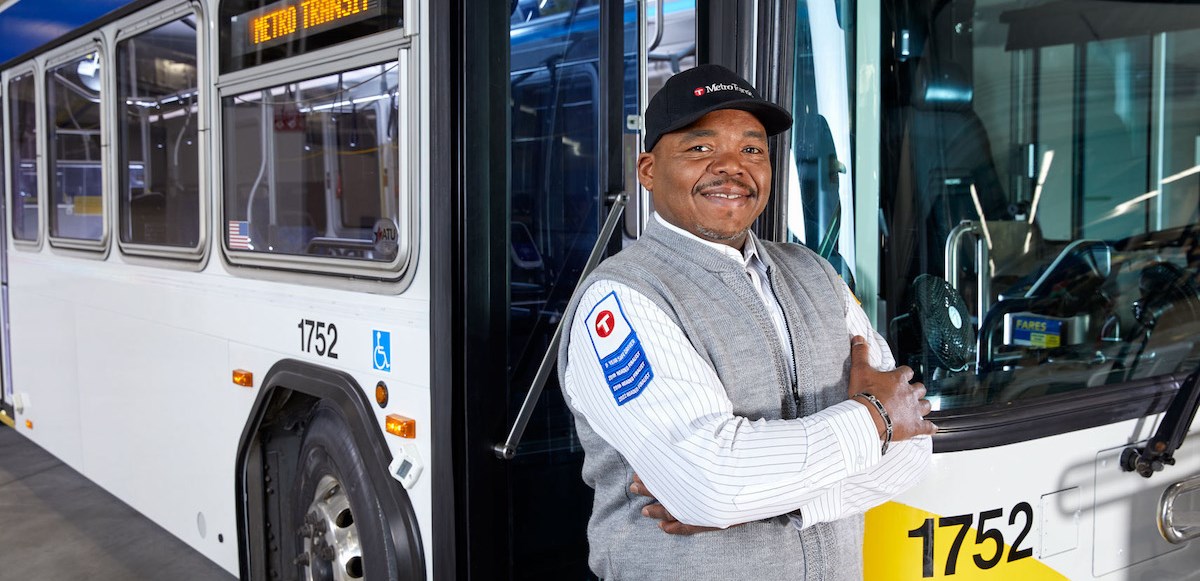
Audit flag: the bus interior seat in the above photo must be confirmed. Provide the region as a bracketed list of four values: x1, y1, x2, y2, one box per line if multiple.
[129, 190, 167, 243]
[988, 220, 1047, 295]
[511, 221, 549, 315]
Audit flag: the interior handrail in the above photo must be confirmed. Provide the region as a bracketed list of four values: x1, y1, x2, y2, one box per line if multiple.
[494, 192, 628, 460]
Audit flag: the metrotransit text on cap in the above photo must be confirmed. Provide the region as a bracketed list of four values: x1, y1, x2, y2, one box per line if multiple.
[643, 64, 793, 151]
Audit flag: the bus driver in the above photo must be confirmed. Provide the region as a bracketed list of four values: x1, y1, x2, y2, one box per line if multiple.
[559, 64, 936, 580]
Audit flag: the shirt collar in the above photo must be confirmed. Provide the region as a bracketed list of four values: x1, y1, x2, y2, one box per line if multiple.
[652, 213, 766, 271]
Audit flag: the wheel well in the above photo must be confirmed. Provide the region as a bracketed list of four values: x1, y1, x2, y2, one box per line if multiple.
[235, 359, 426, 580]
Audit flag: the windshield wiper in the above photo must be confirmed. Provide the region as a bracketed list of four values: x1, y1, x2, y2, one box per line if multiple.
[1121, 366, 1200, 478]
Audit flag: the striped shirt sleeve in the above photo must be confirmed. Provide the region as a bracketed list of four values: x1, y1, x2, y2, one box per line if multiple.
[787, 285, 933, 529]
[562, 279, 884, 529]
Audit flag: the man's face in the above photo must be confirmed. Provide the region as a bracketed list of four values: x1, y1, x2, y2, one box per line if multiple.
[637, 109, 771, 249]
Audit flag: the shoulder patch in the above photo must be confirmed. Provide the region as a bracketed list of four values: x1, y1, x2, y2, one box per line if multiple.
[586, 291, 654, 406]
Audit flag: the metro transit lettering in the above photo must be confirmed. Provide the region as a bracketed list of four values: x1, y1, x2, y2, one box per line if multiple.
[249, 0, 377, 47]
[302, 0, 371, 28]
[251, 6, 298, 45]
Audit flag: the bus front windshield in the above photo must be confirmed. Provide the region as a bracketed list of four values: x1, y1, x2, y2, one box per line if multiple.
[881, 0, 1200, 410]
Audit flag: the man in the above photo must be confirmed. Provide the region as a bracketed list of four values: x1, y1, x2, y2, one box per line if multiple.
[559, 64, 935, 580]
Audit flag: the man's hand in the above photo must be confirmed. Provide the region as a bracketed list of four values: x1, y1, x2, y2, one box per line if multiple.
[630, 473, 736, 535]
[848, 336, 938, 441]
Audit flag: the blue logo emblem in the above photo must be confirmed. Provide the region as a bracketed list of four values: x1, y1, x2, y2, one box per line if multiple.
[373, 330, 391, 372]
[587, 292, 653, 406]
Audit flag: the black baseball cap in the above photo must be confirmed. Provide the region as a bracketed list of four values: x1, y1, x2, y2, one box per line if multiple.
[643, 64, 793, 151]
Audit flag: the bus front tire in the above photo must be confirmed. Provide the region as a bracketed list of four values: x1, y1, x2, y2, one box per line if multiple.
[293, 404, 394, 580]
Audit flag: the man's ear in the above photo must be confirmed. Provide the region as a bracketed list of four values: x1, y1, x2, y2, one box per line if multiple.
[636, 152, 654, 192]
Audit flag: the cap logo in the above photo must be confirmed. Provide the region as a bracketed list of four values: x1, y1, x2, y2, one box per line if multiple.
[701, 82, 754, 97]
[693, 87, 705, 97]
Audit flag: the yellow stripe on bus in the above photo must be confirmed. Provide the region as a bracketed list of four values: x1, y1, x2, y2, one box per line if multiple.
[864, 501, 1067, 580]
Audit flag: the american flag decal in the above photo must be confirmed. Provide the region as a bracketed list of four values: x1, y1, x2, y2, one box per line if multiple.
[228, 220, 252, 250]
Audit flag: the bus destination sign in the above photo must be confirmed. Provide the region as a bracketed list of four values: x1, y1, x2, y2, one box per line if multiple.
[232, 0, 383, 56]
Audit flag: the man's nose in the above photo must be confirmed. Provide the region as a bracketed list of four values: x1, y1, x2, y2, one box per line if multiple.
[708, 148, 745, 176]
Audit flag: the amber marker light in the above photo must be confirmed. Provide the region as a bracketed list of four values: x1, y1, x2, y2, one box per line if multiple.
[25, 419, 33, 429]
[232, 369, 254, 387]
[374, 379, 388, 405]
[385, 414, 416, 439]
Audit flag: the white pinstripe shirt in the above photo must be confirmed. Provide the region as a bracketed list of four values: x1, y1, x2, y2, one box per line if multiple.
[563, 216, 931, 529]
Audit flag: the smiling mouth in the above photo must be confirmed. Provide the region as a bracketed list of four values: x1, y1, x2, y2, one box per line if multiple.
[695, 178, 756, 201]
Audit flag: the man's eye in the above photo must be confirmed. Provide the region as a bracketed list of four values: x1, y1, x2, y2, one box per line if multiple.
[689, 145, 711, 152]
[743, 146, 764, 154]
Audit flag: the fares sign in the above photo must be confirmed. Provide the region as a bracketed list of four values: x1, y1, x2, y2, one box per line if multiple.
[232, 0, 383, 56]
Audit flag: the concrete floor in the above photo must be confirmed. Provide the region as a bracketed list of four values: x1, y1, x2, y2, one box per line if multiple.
[0, 423, 236, 581]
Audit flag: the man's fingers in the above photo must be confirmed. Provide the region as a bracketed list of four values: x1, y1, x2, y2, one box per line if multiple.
[913, 382, 927, 400]
[921, 420, 939, 436]
[895, 365, 915, 384]
[661, 521, 714, 536]
[629, 474, 656, 499]
[849, 336, 870, 368]
[641, 502, 675, 522]
[920, 398, 933, 415]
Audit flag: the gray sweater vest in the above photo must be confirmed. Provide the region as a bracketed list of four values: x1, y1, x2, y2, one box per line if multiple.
[560, 219, 862, 580]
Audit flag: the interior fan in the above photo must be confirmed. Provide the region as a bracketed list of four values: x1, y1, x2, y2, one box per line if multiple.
[1134, 262, 1200, 329]
[910, 274, 975, 373]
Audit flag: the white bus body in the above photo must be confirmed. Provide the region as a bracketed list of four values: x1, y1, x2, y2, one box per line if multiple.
[0, 1, 1197, 579]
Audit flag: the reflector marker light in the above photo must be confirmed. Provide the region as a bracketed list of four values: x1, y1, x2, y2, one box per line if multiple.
[375, 381, 389, 407]
[385, 414, 416, 439]
[25, 419, 33, 430]
[233, 369, 254, 387]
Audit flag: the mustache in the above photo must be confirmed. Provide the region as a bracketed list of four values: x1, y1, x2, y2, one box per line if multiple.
[693, 177, 757, 198]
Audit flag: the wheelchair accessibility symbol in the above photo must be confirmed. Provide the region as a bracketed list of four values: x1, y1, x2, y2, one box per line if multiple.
[373, 330, 391, 372]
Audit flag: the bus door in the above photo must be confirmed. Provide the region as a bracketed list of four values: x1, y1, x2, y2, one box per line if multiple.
[451, 0, 696, 577]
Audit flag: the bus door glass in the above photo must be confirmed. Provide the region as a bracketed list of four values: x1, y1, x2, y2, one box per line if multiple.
[503, 0, 693, 575]
[785, 0, 857, 282]
[628, 0, 698, 234]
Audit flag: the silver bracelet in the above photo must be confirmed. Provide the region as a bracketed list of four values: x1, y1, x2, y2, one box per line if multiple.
[853, 392, 892, 456]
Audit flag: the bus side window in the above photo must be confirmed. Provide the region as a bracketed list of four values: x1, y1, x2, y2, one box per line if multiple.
[117, 16, 201, 252]
[8, 73, 39, 243]
[47, 51, 105, 245]
[222, 63, 402, 266]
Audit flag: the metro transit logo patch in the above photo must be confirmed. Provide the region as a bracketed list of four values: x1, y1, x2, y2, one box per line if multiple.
[594, 310, 616, 338]
[586, 292, 653, 406]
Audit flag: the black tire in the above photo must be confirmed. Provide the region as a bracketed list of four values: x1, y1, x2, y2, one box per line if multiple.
[293, 403, 400, 580]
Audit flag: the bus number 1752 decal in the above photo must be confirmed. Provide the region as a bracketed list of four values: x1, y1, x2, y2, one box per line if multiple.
[907, 502, 1034, 577]
[297, 319, 339, 359]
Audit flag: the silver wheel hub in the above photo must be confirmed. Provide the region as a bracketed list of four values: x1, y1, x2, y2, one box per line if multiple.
[297, 474, 364, 580]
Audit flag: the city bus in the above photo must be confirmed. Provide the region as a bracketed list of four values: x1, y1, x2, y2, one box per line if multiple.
[0, 0, 1197, 578]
